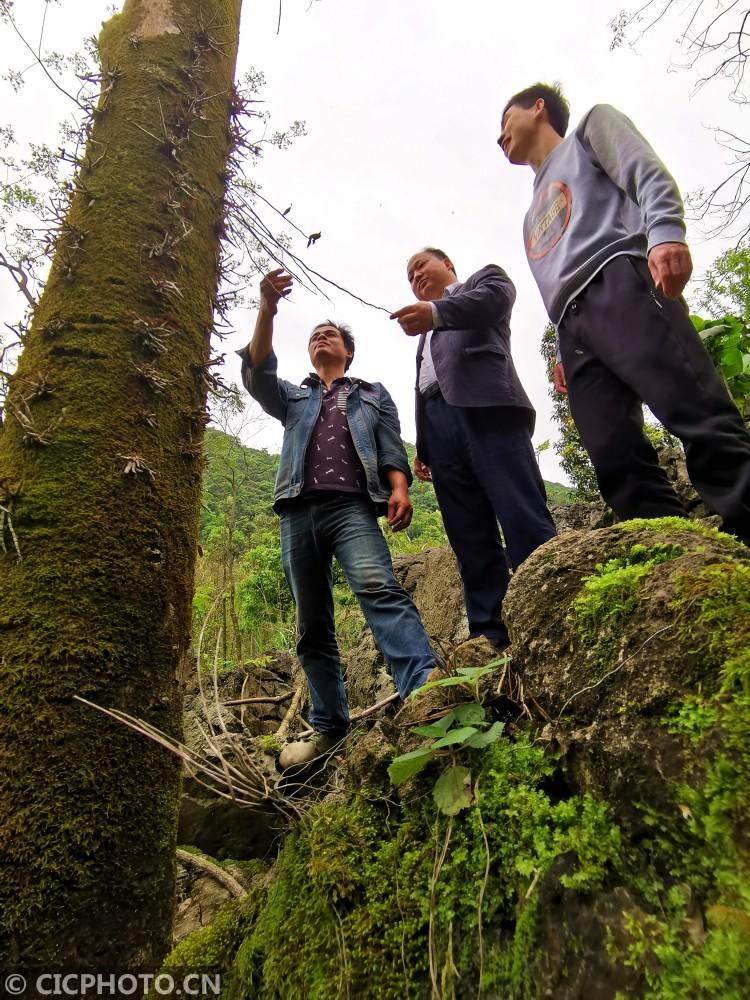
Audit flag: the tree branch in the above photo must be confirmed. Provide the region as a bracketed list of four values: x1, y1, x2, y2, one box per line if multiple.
[175, 848, 247, 898]
[0, 250, 36, 308]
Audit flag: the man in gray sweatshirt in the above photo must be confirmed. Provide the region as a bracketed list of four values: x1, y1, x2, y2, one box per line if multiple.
[498, 83, 750, 545]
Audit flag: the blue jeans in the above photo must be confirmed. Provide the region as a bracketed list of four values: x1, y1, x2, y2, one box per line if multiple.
[279, 494, 436, 734]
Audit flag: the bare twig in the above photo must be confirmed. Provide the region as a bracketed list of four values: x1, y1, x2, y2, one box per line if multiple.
[0, 503, 22, 559]
[351, 691, 400, 721]
[554, 624, 675, 724]
[524, 869, 541, 901]
[175, 847, 246, 898]
[7, 395, 65, 445]
[331, 901, 351, 1000]
[249, 189, 392, 313]
[276, 679, 307, 741]
[0, 250, 36, 307]
[74, 694, 301, 822]
[2, 4, 85, 108]
[429, 818, 453, 1000]
[293, 691, 400, 740]
[475, 779, 491, 999]
[223, 691, 293, 707]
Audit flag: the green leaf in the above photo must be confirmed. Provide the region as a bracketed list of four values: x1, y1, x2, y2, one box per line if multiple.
[388, 747, 433, 785]
[455, 665, 496, 680]
[452, 703, 487, 726]
[465, 721, 505, 748]
[720, 346, 744, 376]
[433, 765, 473, 816]
[412, 718, 454, 738]
[516, 858, 536, 877]
[410, 676, 473, 696]
[431, 726, 479, 749]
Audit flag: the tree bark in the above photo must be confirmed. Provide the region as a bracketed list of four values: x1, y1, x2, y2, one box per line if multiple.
[0, 0, 242, 967]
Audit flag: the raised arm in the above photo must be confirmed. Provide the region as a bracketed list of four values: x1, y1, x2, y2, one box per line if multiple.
[247, 269, 293, 366]
[433, 265, 516, 329]
[390, 266, 516, 335]
[236, 269, 295, 424]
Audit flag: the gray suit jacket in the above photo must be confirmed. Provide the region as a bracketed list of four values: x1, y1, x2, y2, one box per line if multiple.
[415, 264, 535, 462]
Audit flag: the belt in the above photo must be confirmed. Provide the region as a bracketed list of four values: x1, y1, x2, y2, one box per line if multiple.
[420, 382, 442, 402]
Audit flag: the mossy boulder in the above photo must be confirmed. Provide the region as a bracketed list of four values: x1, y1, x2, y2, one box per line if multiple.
[167, 519, 750, 997]
[504, 518, 746, 719]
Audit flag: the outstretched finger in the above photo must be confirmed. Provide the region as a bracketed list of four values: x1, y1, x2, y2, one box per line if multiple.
[389, 305, 413, 320]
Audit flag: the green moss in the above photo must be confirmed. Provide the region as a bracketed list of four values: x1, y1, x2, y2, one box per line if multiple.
[572, 542, 684, 652]
[171, 531, 750, 997]
[613, 908, 750, 999]
[151, 894, 263, 1000]
[618, 516, 743, 546]
[661, 563, 750, 895]
[258, 734, 283, 755]
[673, 561, 750, 667]
[613, 556, 750, 994]
[194, 736, 625, 999]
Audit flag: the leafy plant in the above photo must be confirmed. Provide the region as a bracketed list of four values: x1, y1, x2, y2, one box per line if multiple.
[245, 653, 274, 670]
[691, 314, 750, 419]
[541, 323, 600, 500]
[413, 664, 499, 703]
[388, 665, 507, 816]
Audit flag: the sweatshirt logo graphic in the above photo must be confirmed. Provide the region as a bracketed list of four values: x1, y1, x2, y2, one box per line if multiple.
[526, 181, 572, 260]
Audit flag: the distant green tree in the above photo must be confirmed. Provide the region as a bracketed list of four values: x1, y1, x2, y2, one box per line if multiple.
[541, 324, 599, 500]
[236, 515, 295, 651]
[195, 418, 280, 664]
[691, 314, 750, 423]
[698, 248, 750, 323]
[692, 247, 750, 422]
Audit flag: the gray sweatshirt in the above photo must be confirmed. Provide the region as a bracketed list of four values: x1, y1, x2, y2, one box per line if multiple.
[524, 104, 687, 326]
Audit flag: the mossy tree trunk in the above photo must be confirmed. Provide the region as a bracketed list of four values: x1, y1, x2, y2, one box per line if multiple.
[0, 0, 242, 967]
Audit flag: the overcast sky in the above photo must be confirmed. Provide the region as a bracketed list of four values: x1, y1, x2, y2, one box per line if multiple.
[2, 0, 746, 483]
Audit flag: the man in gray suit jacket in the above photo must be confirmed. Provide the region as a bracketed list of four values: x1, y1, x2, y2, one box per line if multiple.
[391, 248, 556, 648]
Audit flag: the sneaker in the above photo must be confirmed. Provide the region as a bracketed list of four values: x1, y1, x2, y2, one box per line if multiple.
[278, 730, 347, 770]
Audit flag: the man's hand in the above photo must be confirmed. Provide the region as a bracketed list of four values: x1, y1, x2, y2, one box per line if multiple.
[390, 302, 434, 336]
[552, 362, 567, 395]
[413, 457, 432, 482]
[647, 242, 692, 299]
[387, 484, 413, 531]
[259, 268, 293, 315]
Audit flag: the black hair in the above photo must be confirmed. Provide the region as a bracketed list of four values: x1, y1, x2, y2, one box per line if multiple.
[416, 247, 457, 276]
[309, 320, 355, 371]
[502, 82, 570, 138]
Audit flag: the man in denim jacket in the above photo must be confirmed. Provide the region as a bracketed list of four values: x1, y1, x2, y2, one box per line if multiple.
[237, 269, 437, 769]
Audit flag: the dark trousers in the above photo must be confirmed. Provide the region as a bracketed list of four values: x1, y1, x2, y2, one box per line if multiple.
[422, 397, 557, 647]
[559, 255, 750, 544]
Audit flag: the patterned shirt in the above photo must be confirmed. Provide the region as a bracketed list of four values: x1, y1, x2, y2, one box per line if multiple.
[301, 378, 367, 496]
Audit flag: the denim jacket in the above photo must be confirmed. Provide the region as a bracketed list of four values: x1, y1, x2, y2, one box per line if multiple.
[237, 348, 412, 512]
